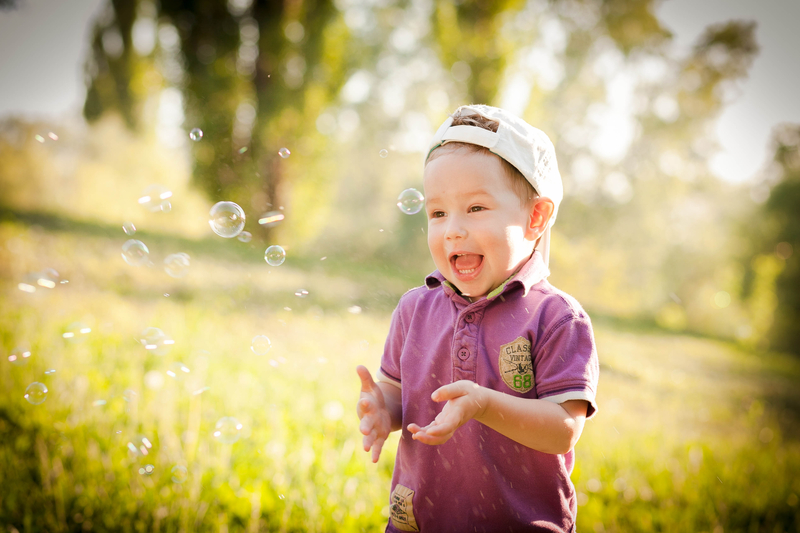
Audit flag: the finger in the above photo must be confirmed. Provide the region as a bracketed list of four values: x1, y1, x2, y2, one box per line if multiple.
[431, 382, 470, 402]
[356, 365, 376, 393]
[411, 430, 450, 446]
[407, 423, 424, 434]
[371, 437, 385, 463]
[357, 397, 373, 419]
[360, 414, 375, 436]
[363, 428, 377, 451]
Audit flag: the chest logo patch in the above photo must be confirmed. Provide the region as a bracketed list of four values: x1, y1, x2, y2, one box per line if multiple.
[390, 484, 419, 532]
[499, 336, 534, 393]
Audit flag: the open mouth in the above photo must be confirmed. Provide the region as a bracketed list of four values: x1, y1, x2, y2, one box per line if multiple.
[450, 253, 483, 277]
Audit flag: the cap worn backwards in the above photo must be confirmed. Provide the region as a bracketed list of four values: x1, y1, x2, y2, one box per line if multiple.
[425, 104, 563, 268]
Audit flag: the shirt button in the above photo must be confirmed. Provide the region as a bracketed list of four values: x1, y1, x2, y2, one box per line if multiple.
[457, 347, 470, 360]
[465, 313, 475, 323]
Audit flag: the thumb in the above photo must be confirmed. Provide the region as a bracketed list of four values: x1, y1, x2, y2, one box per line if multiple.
[431, 381, 474, 402]
[356, 365, 376, 393]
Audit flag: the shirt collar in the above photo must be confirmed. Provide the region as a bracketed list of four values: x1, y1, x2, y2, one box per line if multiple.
[424, 250, 550, 299]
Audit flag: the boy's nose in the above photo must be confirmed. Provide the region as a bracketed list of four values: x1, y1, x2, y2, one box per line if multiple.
[444, 217, 467, 240]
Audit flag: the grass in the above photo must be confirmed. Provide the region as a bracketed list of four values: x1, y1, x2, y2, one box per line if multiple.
[1, 216, 800, 532]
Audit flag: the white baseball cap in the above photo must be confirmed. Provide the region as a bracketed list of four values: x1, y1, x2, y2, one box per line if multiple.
[425, 104, 563, 268]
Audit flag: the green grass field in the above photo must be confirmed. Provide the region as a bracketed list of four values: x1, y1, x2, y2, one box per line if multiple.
[2, 214, 799, 532]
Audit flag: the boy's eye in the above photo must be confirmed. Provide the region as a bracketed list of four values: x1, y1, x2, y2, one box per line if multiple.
[469, 206, 485, 212]
[431, 210, 446, 218]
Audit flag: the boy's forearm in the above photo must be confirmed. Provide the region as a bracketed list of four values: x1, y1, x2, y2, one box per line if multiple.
[377, 382, 403, 432]
[475, 389, 578, 455]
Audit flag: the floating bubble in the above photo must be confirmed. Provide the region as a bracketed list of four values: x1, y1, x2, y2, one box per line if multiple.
[258, 211, 285, 228]
[238, 146, 248, 154]
[139, 464, 155, 475]
[122, 239, 150, 266]
[295, 289, 308, 298]
[122, 389, 138, 403]
[213, 417, 243, 444]
[24, 382, 48, 405]
[251, 335, 272, 355]
[379, 149, 389, 158]
[35, 134, 45, 143]
[139, 327, 173, 356]
[63, 322, 92, 343]
[127, 435, 153, 456]
[264, 245, 286, 266]
[237, 231, 252, 243]
[35, 268, 60, 289]
[48, 132, 58, 141]
[171, 465, 188, 483]
[164, 253, 190, 278]
[92, 399, 107, 407]
[397, 188, 425, 215]
[189, 128, 203, 141]
[160, 201, 172, 213]
[166, 362, 190, 380]
[348, 305, 362, 314]
[122, 222, 136, 235]
[138, 185, 173, 213]
[278, 147, 291, 158]
[44, 368, 56, 375]
[9, 346, 31, 366]
[209, 201, 246, 238]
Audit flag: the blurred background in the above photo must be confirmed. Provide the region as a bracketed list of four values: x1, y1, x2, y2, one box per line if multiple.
[1, 0, 799, 531]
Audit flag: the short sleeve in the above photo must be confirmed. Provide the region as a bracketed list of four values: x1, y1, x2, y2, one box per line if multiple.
[534, 314, 599, 419]
[378, 302, 406, 389]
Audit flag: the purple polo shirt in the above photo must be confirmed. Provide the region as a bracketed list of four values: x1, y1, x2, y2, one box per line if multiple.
[377, 251, 599, 533]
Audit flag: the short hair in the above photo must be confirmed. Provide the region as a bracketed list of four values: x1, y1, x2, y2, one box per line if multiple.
[426, 109, 538, 206]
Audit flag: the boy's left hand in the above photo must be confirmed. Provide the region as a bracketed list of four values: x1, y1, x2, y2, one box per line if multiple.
[407, 380, 487, 445]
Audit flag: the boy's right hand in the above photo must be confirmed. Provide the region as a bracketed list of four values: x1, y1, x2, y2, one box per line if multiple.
[356, 365, 393, 463]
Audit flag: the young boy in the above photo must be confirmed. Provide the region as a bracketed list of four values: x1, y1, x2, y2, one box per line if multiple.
[357, 105, 599, 532]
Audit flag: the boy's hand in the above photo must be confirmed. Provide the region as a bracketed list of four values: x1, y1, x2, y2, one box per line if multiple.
[407, 381, 488, 445]
[356, 365, 393, 463]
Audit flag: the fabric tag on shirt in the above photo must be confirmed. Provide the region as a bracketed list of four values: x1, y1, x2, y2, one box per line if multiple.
[499, 336, 534, 393]
[390, 484, 419, 532]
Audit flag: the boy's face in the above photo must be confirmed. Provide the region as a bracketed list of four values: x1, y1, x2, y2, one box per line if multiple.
[424, 150, 538, 300]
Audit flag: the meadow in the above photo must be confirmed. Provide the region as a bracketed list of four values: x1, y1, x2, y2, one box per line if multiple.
[1, 211, 799, 532]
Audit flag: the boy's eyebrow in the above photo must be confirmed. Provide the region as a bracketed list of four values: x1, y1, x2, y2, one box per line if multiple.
[426, 188, 494, 204]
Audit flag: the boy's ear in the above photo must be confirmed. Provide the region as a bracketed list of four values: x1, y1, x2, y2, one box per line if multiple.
[525, 197, 554, 241]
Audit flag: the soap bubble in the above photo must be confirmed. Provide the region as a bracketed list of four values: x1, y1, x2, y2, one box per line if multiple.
[209, 201, 246, 238]
[122, 389, 138, 403]
[164, 253, 190, 278]
[122, 239, 150, 266]
[189, 128, 203, 141]
[397, 188, 425, 215]
[138, 464, 155, 475]
[171, 465, 188, 483]
[24, 382, 48, 405]
[63, 322, 92, 343]
[264, 245, 286, 266]
[9, 346, 31, 366]
[278, 147, 291, 158]
[160, 201, 172, 213]
[166, 362, 190, 380]
[251, 335, 272, 355]
[138, 327, 174, 356]
[379, 149, 389, 158]
[44, 368, 56, 375]
[138, 185, 173, 212]
[34, 268, 60, 289]
[122, 222, 136, 235]
[258, 211, 285, 228]
[237, 231, 252, 243]
[127, 435, 153, 456]
[295, 289, 309, 298]
[213, 417, 243, 444]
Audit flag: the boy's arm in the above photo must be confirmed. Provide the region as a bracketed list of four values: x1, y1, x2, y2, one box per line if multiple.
[407, 381, 588, 455]
[356, 366, 402, 462]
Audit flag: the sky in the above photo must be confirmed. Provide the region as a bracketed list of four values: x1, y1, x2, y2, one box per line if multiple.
[0, 0, 798, 184]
